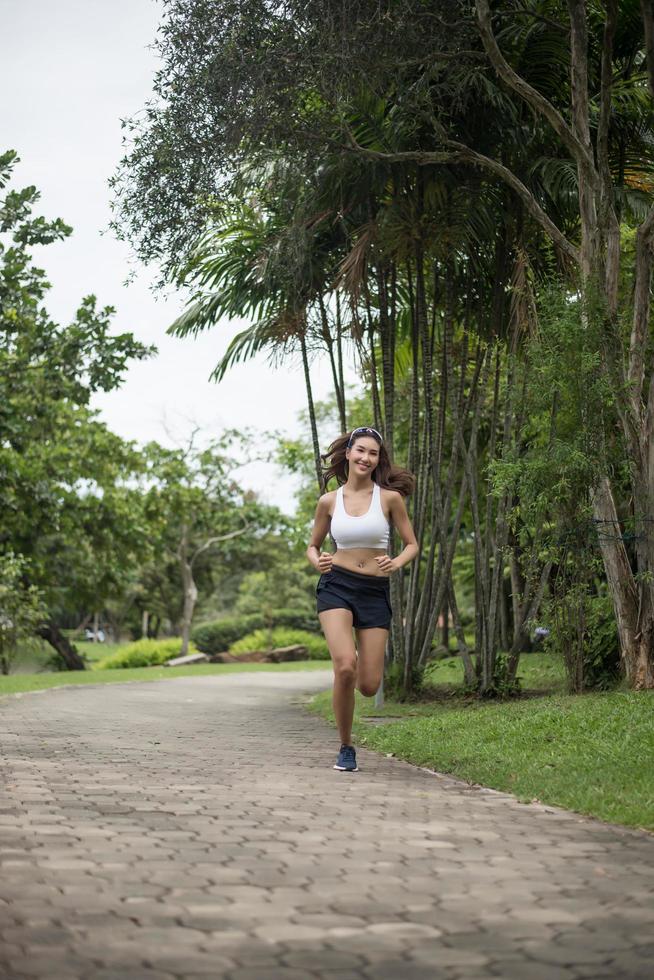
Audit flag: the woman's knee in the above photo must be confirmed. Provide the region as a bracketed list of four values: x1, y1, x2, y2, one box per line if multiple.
[357, 678, 380, 697]
[333, 659, 357, 685]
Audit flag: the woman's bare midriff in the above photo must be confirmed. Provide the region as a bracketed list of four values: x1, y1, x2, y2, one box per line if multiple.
[331, 548, 390, 578]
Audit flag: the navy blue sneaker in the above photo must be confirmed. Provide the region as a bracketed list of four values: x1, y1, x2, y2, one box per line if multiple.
[334, 744, 358, 772]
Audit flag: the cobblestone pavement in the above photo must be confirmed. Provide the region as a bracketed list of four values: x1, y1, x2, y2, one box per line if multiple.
[0, 671, 653, 980]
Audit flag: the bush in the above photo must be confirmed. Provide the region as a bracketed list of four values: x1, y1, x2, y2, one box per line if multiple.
[192, 614, 266, 654]
[192, 608, 319, 654]
[269, 607, 318, 632]
[545, 590, 620, 692]
[582, 596, 621, 690]
[229, 627, 329, 660]
[96, 638, 197, 669]
[383, 659, 425, 700]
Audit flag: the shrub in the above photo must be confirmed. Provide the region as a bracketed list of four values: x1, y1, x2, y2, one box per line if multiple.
[383, 659, 425, 700]
[192, 615, 266, 654]
[192, 609, 319, 654]
[545, 590, 620, 692]
[582, 595, 621, 690]
[96, 638, 197, 669]
[268, 607, 318, 632]
[229, 627, 329, 660]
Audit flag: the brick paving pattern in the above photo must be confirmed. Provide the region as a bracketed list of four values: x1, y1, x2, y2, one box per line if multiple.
[0, 671, 653, 979]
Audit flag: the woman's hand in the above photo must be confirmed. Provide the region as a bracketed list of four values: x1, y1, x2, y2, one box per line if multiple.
[317, 552, 334, 573]
[374, 554, 397, 573]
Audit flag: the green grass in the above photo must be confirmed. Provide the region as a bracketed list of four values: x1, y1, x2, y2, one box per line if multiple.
[0, 659, 331, 697]
[309, 653, 654, 832]
[76, 640, 123, 663]
[424, 649, 566, 694]
[4, 638, 121, 672]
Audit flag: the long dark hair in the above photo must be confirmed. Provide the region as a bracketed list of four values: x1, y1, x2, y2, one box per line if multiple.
[321, 429, 415, 497]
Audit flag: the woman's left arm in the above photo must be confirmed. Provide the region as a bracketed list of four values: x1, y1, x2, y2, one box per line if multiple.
[374, 491, 419, 573]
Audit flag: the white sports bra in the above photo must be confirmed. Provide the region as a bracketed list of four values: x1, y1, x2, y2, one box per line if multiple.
[330, 483, 390, 551]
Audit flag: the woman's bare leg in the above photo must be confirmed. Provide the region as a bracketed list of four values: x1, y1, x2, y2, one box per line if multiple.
[355, 628, 388, 697]
[319, 609, 357, 744]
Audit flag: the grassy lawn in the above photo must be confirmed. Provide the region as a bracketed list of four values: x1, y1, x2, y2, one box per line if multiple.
[308, 652, 654, 833]
[76, 640, 124, 664]
[425, 647, 566, 694]
[0, 659, 330, 697]
[3, 637, 119, 673]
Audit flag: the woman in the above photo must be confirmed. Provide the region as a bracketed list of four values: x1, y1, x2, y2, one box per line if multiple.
[306, 426, 418, 772]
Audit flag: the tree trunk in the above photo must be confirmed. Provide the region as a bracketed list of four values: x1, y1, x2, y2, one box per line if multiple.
[448, 577, 476, 686]
[38, 622, 86, 670]
[300, 325, 325, 493]
[335, 291, 347, 430]
[180, 566, 198, 658]
[362, 279, 383, 431]
[178, 524, 198, 657]
[591, 477, 654, 688]
[318, 291, 346, 431]
[441, 595, 450, 652]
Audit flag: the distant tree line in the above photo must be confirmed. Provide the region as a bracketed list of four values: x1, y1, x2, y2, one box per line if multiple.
[0, 151, 313, 672]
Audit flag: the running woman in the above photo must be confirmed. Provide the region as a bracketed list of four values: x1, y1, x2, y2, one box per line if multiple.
[306, 426, 418, 772]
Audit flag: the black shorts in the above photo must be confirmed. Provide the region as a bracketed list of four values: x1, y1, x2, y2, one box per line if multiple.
[316, 566, 392, 630]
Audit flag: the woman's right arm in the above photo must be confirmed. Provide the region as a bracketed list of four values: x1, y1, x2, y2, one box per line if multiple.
[306, 494, 334, 573]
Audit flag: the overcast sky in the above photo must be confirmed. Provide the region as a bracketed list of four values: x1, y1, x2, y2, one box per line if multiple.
[1, 0, 354, 513]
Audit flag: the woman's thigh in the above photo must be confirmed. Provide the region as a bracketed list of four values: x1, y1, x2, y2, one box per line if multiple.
[354, 628, 388, 696]
[319, 608, 357, 671]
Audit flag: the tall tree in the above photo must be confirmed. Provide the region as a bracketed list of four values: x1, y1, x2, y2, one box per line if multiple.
[169, 176, 349, 491]
[140, 435, 283, 654]
[0, 150, 153, 667]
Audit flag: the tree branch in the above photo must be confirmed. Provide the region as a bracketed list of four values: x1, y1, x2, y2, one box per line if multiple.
[343, 130, 580, 264]
[475, 0, 598, 186]
[190, 524, 249, 568]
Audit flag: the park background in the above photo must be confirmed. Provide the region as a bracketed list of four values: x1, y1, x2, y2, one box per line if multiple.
[1, 0, 654, 832]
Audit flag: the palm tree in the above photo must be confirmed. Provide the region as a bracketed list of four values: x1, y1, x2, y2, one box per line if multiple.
[168, 168, 350, 491]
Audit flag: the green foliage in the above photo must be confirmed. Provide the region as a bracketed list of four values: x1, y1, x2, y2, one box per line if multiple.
[134, 433, 288, 639]
[97, 638, 198, 670]
[109, 0, 654, 698]
[192, 614, 266, 653]
[234, 569, 314, 617]
[229, 627, 329, 660]
[475, 654, 522, 700]
[272, 608, 320, 632]
[0, 553, 45, 674]
[384, 659, 425, 701]
[192, 608, 319, 654]
[0, 151, 154, 646]
[490, 285, 615, 531]
[544, 589, 620, 693]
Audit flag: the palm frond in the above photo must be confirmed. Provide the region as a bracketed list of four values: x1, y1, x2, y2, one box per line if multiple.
[209, 317, 292, 383]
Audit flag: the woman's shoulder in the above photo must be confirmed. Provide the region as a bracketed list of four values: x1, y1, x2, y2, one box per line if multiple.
[317, 489, 338, 510]
[380, 487, 406, 514]
[380, 486, 402, 501]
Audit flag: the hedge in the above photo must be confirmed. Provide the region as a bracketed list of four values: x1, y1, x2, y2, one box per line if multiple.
[192, 607, 318, 655]
[96, 638, 198, 669]
[229, 627, 329, 660]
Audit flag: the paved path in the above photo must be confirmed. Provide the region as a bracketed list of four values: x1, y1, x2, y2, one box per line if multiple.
[0, 672, 653, 980]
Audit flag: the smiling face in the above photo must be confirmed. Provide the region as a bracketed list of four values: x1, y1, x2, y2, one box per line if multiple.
[346, 436, 381, 476]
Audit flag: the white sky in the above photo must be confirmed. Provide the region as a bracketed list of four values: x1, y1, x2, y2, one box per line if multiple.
[1, 0, 356, 513]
